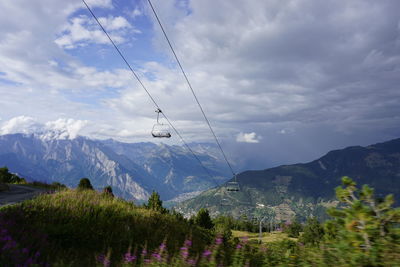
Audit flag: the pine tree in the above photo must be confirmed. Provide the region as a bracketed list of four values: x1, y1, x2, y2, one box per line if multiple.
[146, 191, 166, 213]
[195, 208, 214, 229]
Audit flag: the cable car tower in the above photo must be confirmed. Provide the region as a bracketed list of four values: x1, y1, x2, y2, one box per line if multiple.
[151, 108, 171, 138]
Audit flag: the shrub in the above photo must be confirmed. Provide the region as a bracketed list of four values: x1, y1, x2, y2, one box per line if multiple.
[299, 217, 324, 246]
[102, 185, 114, 197]
[77, 178, 94, 190]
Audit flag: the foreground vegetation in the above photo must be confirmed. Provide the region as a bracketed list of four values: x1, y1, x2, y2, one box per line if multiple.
[0, 176, 400, 266]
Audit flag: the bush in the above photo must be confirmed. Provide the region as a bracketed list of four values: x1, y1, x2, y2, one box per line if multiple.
[299, 217, 324, 246]
[77, 178, 94, 190]
[102, 185, 114, 197]
[284, 220, 303, 238]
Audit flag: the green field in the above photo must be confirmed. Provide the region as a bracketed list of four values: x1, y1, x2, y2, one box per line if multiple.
[232, 230, 297, 243]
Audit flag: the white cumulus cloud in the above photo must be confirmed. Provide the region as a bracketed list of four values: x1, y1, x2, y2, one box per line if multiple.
[55, 15, 137, 49]
[236, 132, 261, 143]
[0, 116, 41, 135]
[0, 117, 88, 140]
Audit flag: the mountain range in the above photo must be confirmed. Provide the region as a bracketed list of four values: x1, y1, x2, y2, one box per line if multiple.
[176, 138, 400, 221]
[0, 133, 231, 201]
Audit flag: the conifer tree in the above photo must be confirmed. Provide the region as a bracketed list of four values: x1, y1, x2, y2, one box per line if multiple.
[146, 191, 166, 213]
[195, 208, 214, 229]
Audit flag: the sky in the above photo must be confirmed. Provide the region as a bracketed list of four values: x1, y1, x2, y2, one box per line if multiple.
[0, 0, 399, 170]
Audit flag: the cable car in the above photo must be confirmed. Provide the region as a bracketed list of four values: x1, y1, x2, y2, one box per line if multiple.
[151, 108, 171, 138]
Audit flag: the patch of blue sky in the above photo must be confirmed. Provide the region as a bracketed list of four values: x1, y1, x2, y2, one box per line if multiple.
[0, 72, 20, 86]
[66, 0, 174, 72]
[61, 86, 121, 107]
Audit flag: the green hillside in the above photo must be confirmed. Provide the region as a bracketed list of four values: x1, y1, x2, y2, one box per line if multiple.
[177, 138, 400, 221]
[0, 189, 211, 266]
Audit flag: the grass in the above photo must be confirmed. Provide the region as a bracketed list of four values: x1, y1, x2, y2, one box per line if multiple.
[232, 230, 297, 244]
[0, 189, 212, 266]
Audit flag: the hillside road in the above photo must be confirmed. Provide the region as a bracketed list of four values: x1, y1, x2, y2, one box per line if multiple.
[0, 184, 46, 207]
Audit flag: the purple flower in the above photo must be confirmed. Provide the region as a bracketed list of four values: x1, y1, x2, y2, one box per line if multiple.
[97, 254, 105, 262]
[152, 252, 161, 261]
[159, 243, 166, 250]
[124, 252, 137, 263]
[202, 249, 212, 257]
[236, 244, 242, 249]
[22, 248, 29, 254]
[103, 258, 111, 267]
[97, 254, 110, 266]
[181, 249, 189, 258]
[187, 259, 196, 266]
[184, 239, 192, 247]
[141, 249, 147, 256]
[215, 237, 223, 245]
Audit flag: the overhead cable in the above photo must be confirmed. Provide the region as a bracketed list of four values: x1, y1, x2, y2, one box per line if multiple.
[82, 0, 220, 187]
[147, 0, 236, 177]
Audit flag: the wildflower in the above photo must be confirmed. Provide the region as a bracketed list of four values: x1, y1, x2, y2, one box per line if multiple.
[96, 254, 110, 266]
[124, 252, 137, 263]
[159, 242, 166, 250]
[184, 239, 192, 247]
[215, 237, 223, 245]
[141, 249, 147, 256]
[181, 248, 189, 259]
[22, 248, 29, 253]
[187, 259, 196, 266]
[236, 244, 242, 249]
[202, 249, 212, 258]
[152, 252, 162, 261]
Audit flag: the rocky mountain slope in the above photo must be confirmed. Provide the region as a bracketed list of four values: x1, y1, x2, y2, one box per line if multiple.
[176, 138, 400, 221]
[0, 133, 231, 201]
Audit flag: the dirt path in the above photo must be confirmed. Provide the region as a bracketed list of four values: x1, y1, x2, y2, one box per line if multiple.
[0, 184, 46, 207]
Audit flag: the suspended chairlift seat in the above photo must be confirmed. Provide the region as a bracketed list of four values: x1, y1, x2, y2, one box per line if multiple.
[226, 181, 240, 192]
[226, 174, 240, 192]
[151, 108, 171, 138]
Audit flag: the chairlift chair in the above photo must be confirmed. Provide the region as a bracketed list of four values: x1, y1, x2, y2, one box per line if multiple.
[226, 181, 240, 192]
[151, 108, 171, 138]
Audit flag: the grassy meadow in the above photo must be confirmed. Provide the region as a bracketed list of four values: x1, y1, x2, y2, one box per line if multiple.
[0, 177, 400, 266]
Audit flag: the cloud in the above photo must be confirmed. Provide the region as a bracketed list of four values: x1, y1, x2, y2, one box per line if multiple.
[0, 116, 41, 135]
[0, 116, 88, 140]
[55, 15, 137, 49]
[85, 0, 112, 9]
[1, 0, 400, 169]
[130, 7, 142, 18]
[236, 132, 261, 143]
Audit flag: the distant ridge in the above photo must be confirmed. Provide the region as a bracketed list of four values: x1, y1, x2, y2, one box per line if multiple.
[177, 138, 400, 221]
[0, 133, 231, 201]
